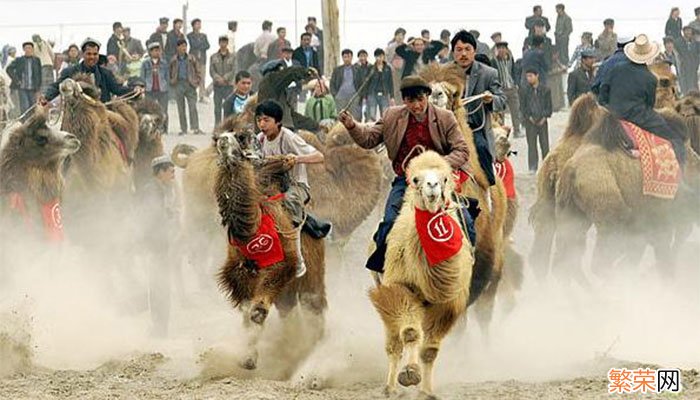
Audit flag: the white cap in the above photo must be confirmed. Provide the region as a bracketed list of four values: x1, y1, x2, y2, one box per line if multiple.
[617, 35, 635, 45]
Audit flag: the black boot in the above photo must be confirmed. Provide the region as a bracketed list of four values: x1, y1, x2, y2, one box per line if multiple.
[302, 212, 332, 239]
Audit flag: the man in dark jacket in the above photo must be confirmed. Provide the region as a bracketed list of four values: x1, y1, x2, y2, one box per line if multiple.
[554, 4, 573, 65]
[519, 68, 552, 172]
[6, 42, 42, 113]
[525, 5, 551, 36]
[42, 38, 136, 104]
[106, 22, 124, 59]
[395, 36, 445, 78]
[169, 39, 201, 135]
[148, 18, 169, 50]
[355, 49, 373, 120]
[165, 19, 185, 63]
[600, 35, 686, 165]
[292, 32, 320, 72]
[330, 49, 361, 120]
[521, 35, 549, 87]
[187, 18, 210, 102]
[567, 48, 596, 105]
[491, 41, 522, 137]
[366, 48, 395, 121]
[591, 35, 634, 96]
[453, 30, 507, 186]
[675, 26, 700, 94]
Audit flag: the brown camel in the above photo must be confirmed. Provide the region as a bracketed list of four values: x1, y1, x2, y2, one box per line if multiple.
[370, 151, 474, 398]
[131, 99, 165, 191]
[554, 104, 700, 283]
[420, 62, 514, 334]
[528, 93, 603, 277]
[650, 63, 679, 109]
[214, 130, 326, 371]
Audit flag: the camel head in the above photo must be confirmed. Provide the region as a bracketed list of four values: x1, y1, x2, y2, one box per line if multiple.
[1, 111, 80, 168]
[494, 124, 512, 162]
[420, 63, 465, 112]
[215, 127, 260, 162]
[406, 150, 454, 213]
[134, 99, 165, 142]
[59, 74, 101, 105]
[429, 81, 460, 111]
[650, 64, 678, 109]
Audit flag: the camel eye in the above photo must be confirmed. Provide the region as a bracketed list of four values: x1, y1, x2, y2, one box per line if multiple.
[412, 177, 419, 185]
[34, 135, 48, 146]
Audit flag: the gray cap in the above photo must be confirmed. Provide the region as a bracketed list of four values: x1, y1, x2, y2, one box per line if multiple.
[151, 155, 174, 169]
[147, 41, 161, 50]
[81, 37, 101, 50]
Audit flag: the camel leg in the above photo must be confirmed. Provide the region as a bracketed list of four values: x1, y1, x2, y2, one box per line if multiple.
[591, 226, 625, 277]
[529, 210, 556, 282]
[648, 226, 677, 279]
[552, 203, 591, 288]
[239, 301, 265, 370]
[419, 301, 464, 399]
[384, 332, 403, 397]
[473, 275, 500, 345]
[397, 325, 422, 387]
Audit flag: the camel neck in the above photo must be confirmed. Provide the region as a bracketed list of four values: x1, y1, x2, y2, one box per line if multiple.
[216, 159, 262, 243]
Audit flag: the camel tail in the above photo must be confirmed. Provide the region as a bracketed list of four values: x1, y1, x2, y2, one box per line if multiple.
[467, 247, 494, 306]
[171, 143, 198, 169]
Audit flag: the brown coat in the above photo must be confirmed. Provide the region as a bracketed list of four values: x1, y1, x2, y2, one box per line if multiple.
[347, 103, 469, 170]
[169, 53, 201, 87]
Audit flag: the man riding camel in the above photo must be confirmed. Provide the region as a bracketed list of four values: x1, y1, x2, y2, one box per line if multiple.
[339, 75, 471, 272]
[599, 34, 686, 166]
[41, 38, 143, 105]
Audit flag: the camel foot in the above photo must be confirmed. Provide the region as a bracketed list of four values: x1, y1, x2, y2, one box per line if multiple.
[239, 352, 258, 370]
[250, 305, 268, 325]
[397, 363, 421, 387]
[383, 385, 398, 397]
[418, 391, 439, 400]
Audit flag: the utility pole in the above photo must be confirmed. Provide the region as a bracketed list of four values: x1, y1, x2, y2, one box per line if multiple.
[321, 0, 340, 75]
[182, 0, 189, 34]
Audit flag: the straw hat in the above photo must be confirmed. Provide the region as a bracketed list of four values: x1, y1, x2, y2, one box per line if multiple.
[624, 34, 659, 65]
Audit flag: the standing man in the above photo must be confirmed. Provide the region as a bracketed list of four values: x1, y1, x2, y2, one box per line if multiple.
[567, 49, 596, 105]
[187, 18, 211, 102]
[337, 75, 469, 272]
[331, 49, 361, 120]
[6, 42, 41, 113]
[141, 42, 170, 134]
[521, 36, 549, 87]
[32, 34, 54, 94]
[169, 39, 202, 135]
[595, 18, 618, 60]
[470, 30, 490, 55]
[210, 35, 236, 126]
[492, 41, 522, 138]
[42, 38, 137, 104]
[689, 8, 700, 42]
[662, 36, 680, 75]
[254, 20, 275, 63]
[366, 48, 395, 122]
[519, 69, 552, 173]
[355, 49, 372, 120]
[122, 28, 145, 78]
[268, 27, 291, 61]
[525, 5, 551, 36]
[396, 36, 446, 78]
[554, 3, 573, 65]
[386, 27, 406, 100]
[149, 18, 170, 51]
[452, 30, 507, 187]
[106, 22, 124, 59]
[165, 19, 185, 63]
[307, 16, 324, 72]
[226, 21, 238, 55]
[675, 26, 700, 94]
[223, 70, 253, 119]
[292, 33, 321, 73]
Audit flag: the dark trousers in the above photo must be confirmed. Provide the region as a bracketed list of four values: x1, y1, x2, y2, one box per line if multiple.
[367, 177, 408, 272]
[18, 89, 37, 114]
[679, 66, 699, 95]
[556, 36, 570, 65]
[366, 94, 390, 121]
[473, 129, 497, 185]
[525, 119, 550, 171]
[146, 91, 169, 133]
[173, 81, 199, 132]
[213, 85, 233, 126]
[335, 95, 362, 121]
[503, 87, 522, 134]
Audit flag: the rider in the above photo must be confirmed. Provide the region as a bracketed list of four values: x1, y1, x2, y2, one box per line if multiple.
[255, 99, 326, 278]
[599, 34, 686, 166]
[40, 38, 142, 105]
[339, 75, 470, 272]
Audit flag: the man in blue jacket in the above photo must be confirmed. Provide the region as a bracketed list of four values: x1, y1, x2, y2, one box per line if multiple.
[141, 42, 170, 133]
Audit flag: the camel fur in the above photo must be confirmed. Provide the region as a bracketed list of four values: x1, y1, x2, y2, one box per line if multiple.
[369, 150, 473, 398]
[131, 99, 165, 191]
[214, 130, 326, 371]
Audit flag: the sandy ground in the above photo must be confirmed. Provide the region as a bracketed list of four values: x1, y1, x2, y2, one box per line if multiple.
[1, 101, 699, 399]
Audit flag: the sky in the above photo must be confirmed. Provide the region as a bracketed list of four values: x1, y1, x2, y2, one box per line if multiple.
[0, 0, 696, 61]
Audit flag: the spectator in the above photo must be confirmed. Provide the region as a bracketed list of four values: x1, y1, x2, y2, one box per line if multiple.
[355, 49, 372, 120]
[421, 29, 431, 41]
[59, 44, 80, 73]
[569, 31, 594, 69]
[490, 32, 503, 57]
[254, 20, 275, 62]
[595, 18, 617, 60]
[304, 78, 337, 122]
[226, 20, 238, 55]
[106, 21, 123, 59]
[665, 7, 683, 40]
[519, 68, 551, 172]
[470, 30, 490, 55]
[169, 39, 202, 135]
[122, 27, 145, 78]
[6, 41, 41, 113]
[491, 41, 522, 137]
[567, 48, 596, 105]
[148, 17, 169, 50]
[675, 26, 700, 94]
[223, 70, 253, 119]
[210, 35, 236, 126]
[365, 48, 395, 122]
[525, 5, 551, 36]
[268, 27, 291, 61]
[330, 49, 361, 120]
[554, 3, 573, 65]
[32, 34, 55, 93]
[386, 27, 406, 99]
[689, 7, 700, 41]
[187, 18, 211, 102]
[165, 19, 185, 62]
[661, 36, 680, 75]
[292, 32, 321, 72]
[141, 42, 170, 133]
[438, 29, 452, 63]
[521, 35, 549, 86]
[396, 36, 445, 78]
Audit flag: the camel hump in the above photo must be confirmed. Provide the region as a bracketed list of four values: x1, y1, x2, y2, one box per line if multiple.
[564, 93, 601, 139]
[171, 143, 199, 168]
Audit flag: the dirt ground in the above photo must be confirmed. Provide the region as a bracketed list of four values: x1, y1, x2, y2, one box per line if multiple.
[1, 102, 699, 399]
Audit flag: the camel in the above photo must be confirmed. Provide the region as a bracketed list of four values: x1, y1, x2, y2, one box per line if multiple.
[553, 103, 700, 283]
[528, 93, 603, 277]
[650, 62, 679, 109]
[0, 111, 80, 241]
[214, 129, 326, 371]
[419, 62, 516, 333]
[369, 151, 474, 398]
[131, 99, 165, 191]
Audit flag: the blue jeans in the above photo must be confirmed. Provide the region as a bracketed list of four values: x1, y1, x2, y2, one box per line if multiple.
[473, 129, 496, 185]
[366, 94, 390, 121]
[367, 176, 477, 272]
[19, 89, 37, 114]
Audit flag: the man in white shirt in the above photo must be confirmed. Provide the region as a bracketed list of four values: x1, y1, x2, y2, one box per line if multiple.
[253, 20, 275, 63]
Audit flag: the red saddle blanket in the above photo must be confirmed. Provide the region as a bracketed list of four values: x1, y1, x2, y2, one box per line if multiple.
[494, 158, 516, 199]
[414, 207, 464, 267]
[8, 193, 64, 242]
[620, 120, 680, 199]
[229, 212, 285, 269]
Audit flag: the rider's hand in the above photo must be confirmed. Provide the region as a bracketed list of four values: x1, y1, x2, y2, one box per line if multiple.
[482, 90, 493, 104]
[37, 95, 48, 106]
[338, 111, 356, 130]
